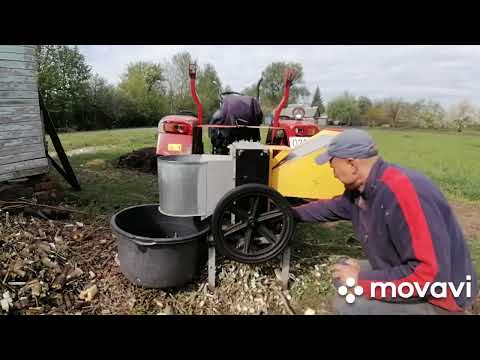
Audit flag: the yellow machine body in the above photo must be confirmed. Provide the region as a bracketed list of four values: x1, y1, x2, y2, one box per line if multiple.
[267, 129, 345, 200]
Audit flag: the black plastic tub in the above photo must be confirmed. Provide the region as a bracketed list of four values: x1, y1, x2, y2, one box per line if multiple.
[110, 204, 210, 289]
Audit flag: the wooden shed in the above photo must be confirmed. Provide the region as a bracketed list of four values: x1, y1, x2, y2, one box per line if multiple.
[0, 45, 49, 183]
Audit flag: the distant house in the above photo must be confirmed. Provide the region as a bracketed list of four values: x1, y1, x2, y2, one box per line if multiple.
[278, 104, 328, 126]
[316, 114, 329, 127]
[0, 45, 49, 183]
[280, 104, 322, 118]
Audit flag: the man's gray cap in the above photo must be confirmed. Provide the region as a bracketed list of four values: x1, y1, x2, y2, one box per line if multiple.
[315, 128, 378, 165]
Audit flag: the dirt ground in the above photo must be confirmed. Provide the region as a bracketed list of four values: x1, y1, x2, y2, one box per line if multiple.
[450, 200, 480, 241]
[1, 198, 478, 315]
[0, 212, 306, 315]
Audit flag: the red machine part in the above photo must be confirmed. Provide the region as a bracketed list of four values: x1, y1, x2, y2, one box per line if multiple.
[269, 72, 321, 146]
[156, 115, 198, 156]
[270, 119, 320, 147]
[279, 120, 319, 138]
[156, 64, 204, 156]
[270, 69, 298, 143]
[188, 64, 203, 126]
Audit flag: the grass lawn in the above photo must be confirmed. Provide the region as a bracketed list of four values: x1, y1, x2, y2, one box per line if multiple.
[49, 126, 480, 211]
[48, 126, 480, 313]
[368, 128, 480, 201]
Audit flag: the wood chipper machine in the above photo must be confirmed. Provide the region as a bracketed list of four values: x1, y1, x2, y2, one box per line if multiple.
[156, 130, 345, 289]
[110, 64, 347, 292]
[153, 63, 348, 289]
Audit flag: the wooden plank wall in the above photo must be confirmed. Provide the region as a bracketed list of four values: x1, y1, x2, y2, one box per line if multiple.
[0, 45, 49, 182]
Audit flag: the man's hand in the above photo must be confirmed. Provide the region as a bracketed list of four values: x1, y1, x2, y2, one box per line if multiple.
[331, 258, 361, 286]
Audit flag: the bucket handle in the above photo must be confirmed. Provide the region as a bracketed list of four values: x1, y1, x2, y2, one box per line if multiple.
[129, 235, 195, 246]
[130, 237, 157, 247]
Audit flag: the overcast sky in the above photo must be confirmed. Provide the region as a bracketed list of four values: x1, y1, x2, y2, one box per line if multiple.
[78, 45, 480, 107]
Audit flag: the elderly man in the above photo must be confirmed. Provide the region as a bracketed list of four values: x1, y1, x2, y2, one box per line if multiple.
[292, 129, 478, 315]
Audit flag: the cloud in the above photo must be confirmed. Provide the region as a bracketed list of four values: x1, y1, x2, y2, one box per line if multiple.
[78, 45, 480, 107]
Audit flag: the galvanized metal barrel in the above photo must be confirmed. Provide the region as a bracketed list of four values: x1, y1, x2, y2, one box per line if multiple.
[157, 154, 235, 217]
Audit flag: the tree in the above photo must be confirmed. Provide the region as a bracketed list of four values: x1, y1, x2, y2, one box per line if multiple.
[297, 87, 311, 105]
[163, 51, 196, 113]
[447, 100, 477, 132]
[365, 104, 386, 127]
[197, 63, 222, 120]
[382, 98, 403, 128]
[117, 61, 168, 127]
[80, 74, 120, 130]
[35, 45, 92, 128]
[357, 96, 372, 124]
[311, 86, 325, 114]
[411, 100, 445, 129]
[394, 100, 421, 127]
[242, 83, 259, 98]
[327, 92, 360, 126]
[258, 62, 310, 112]
[120, 62, 165, 93]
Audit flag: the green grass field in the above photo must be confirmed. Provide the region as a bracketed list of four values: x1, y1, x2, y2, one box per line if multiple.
[48, 127, 480, 300]
[368, 129, 480, 201]
[50, 127, 480, 210]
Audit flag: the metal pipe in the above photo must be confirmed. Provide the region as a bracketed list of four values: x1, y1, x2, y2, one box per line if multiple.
[270, 69, 297, 143]
[256, 77, 263, 100]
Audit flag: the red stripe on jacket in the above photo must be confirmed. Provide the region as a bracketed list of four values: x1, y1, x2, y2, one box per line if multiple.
[358, 166, 461, 312]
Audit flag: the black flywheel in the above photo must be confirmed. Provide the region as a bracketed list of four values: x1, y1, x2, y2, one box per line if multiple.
[212, 184, 296, 264]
